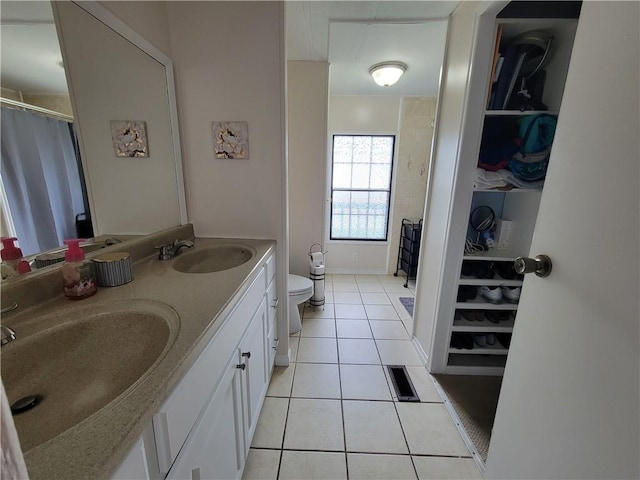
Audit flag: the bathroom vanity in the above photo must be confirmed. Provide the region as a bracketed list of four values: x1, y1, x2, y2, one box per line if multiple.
[0, 225, 278, 479]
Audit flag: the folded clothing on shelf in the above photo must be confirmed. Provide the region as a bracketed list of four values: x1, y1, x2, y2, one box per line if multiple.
[474, 167, 545, 190]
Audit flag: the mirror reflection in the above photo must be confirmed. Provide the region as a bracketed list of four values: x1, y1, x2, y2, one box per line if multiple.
[0, 0, 186, 278]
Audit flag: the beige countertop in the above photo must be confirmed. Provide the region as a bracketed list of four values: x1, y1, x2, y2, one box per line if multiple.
[1, 232, 275, 480]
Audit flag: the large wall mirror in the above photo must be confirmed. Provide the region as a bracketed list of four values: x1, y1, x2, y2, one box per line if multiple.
[0, 1, 186, 274]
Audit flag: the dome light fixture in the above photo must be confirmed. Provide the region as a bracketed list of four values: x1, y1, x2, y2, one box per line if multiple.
[369, 61, 407, 87]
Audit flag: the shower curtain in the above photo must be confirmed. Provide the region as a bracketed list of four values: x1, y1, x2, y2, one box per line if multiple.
[1, 107, 86, 256]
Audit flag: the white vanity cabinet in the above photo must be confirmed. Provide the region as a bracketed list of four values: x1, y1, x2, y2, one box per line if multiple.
[113, 251, 276, 480]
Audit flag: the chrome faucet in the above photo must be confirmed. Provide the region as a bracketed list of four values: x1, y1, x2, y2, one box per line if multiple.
[1, 325, 16, 346]
[157, 239, 194, 260]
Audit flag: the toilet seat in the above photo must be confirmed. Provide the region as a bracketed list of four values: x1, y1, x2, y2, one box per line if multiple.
[289, 274, 313, 295]
[288, 274, 313, 334]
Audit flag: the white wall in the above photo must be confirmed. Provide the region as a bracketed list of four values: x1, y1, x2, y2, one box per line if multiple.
[287, 61, 328, 277]
[55, 1, 181, 236]
[166, 2, 288, 362]
[413, 2, 478, 360]
[326, 95, 401, 274]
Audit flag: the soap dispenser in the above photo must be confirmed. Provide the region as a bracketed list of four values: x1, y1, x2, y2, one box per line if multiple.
[61, 239, 97, 300]
[1, 237, 31, 276]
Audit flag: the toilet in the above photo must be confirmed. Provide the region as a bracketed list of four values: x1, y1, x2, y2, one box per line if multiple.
[288, 274, 314, 334]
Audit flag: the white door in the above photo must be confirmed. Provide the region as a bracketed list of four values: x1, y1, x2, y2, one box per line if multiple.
[485, 3, 639, 479]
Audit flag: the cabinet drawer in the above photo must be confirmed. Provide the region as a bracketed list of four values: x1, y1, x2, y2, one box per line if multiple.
[153, 268, 266, 474]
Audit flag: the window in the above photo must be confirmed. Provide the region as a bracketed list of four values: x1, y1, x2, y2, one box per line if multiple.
[330, 135, 395, 241]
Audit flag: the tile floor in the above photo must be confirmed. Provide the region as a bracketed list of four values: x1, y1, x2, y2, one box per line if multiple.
[244, 274, 482, 480]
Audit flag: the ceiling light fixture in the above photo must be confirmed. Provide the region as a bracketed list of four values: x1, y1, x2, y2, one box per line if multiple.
[369, 61, 407, 87]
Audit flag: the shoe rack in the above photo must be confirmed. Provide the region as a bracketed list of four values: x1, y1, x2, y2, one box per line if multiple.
[441, 3, 580, 375]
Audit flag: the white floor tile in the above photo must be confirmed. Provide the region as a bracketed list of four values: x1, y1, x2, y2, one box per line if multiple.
[251, 397, 289, 449]
[338, 338, 381, 364]
[347, 453, 417, 480]
[343, 400, 409, 454]
[242, 449, 281, 480]
[333, 282, 360, 293]
[360, 292, 392, 305]
[323, 292, 334, 303]
[358, 283, 386, 293]
[333, 292, 363, 304]
[283, 399, 344, 451]
[335, 304, 367, 319]
[382, 283, 412, 294]
[336, 319, 373, 339]
[292, 363, 341, 399]
[289, 336, 300, 363]
[365, 304, 400, 320]
[297, 337, 338, 363]
[303, 304, 335, 319]
[332, 274, 356, 283]
[340, 364, 392, 401]
[279, 451, 347, 480]
[412, 456, 482, 479]
[370, 320, 411, 340]
[266, 364, 296, 397]
[355, 274, 381, 284]
[397, 403, 470, 457]
[300, 317, 336, 338]
[405, 366, 443, 403]
[376, 339, 423, 366]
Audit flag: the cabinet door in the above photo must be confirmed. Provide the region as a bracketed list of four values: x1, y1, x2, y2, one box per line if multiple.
[167, 350, 245, 480]
[239, 297, 268, 450]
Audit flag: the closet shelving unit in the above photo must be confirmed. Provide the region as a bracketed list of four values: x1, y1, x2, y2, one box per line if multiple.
[442, 7, 580, 375]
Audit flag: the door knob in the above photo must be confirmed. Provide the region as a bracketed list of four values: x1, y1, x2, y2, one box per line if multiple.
[514, 255, 552, 278]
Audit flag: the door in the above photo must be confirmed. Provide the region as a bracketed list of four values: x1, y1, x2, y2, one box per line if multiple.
[485, 3, 639, 479]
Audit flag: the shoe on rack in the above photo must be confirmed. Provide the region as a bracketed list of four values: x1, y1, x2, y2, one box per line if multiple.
[460, 310, 484, 322]
[495, 262, 524, 281]
[486, 310, 512, 323]
[479, 285, 502, 304]
[501, 286, 521, 303]
[461, 261, 495, 279]
[457, 285, 478, 302]
[486, 333, 497, 346]
[472, 334, 487, 347]
[450, 333, 474, 350]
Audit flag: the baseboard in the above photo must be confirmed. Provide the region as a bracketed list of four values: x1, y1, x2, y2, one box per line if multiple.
[411, 336, 429, 366]
[326, 268, 389, 275]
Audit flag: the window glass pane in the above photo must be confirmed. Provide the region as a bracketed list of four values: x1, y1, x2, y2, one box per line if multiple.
[351, 163, 371, 189]
[352, 136, 372, 164]
[333, 164, 352, 189]
[371, 137, 394, 163]
[370, 164, 391, 189]
[333, 136, 353, 163]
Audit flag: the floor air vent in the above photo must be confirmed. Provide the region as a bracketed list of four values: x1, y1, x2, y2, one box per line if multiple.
[387, 365, 420, 402]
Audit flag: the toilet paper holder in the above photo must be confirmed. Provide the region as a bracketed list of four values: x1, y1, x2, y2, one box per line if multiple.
[308, 244, 327, 308]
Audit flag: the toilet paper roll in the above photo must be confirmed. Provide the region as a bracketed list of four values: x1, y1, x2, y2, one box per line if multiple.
[310, 265, 325, 275]
[310, 251, 324, 267]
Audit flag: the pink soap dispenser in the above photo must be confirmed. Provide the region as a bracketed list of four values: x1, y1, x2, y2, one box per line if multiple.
[1, 237, 31, 275]
[61, 239, 97, 300]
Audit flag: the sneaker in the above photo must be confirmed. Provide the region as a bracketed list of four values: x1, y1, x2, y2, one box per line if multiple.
[495, 262, 524, 281]
[461, 261, 495, 279]
[457, 285, 477, 302]
[472, 334, 487, 347]
[450, 333, 474, 350]
[479, 286, 502, 304]
[486, 333, 497, 346]
[460, 310, 484, 322]
[501, 286, 521, 303]
[486, 310, 512, 323]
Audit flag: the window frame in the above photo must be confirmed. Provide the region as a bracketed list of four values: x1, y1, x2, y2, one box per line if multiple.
[328, 134, 396, 242]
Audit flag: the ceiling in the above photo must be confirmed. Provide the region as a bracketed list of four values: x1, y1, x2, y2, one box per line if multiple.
[0, 1, 68, 95]
[286, 1, 459, 96]
[0, 1, 459, 98]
